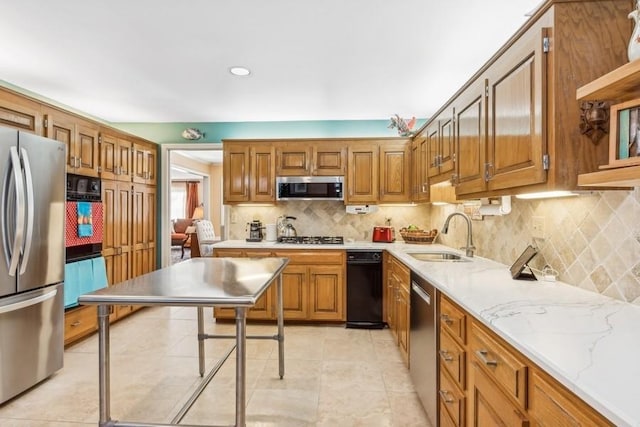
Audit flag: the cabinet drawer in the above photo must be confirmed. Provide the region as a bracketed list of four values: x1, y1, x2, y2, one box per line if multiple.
[391, 257, 410, 283]
[439, 368, 466, 426]
[244, 250, 273, 258]
[214, 249, 245, 257]
[440, 295, 467, 344]
[439, 328, 466, 388]
[470, 322, 527, 409]
[64, 305, 97, 345]
[273, 250, 344, 265]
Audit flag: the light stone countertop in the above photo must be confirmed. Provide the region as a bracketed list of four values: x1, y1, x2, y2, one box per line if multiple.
[212, 239, 640, 426]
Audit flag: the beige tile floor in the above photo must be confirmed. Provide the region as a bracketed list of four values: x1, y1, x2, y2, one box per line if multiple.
[0, 307, 431, 426]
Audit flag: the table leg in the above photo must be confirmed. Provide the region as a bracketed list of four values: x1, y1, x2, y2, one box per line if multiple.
[97, 305, 111, 427]
[277, 274, 285, 379]
[235, 307, 247, 427]
[197, 306, 205, 377]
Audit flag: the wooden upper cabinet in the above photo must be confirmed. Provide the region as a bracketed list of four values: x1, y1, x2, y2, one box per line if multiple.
[100, 131, 132, 182]
[412, 135, 430, 202]
[426, 108, 456, 185]
[223, 143, 250, 203]
[275, 141, 346, 176]
[312, 142, 346, 175]
[44, 110, 99, 177]
[276, 144, 312, 176]
[0, 88, 42, 134]
[485, 27, 547, 193]
[346, 144, 379, 203]
[379, 141, 411, 203]
[250, 144, 275, 202]
[132, 141, 156, 185]
[455, 79, 487, 195]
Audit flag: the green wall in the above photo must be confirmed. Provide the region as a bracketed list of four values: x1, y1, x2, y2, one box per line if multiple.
[113, 119, 426, 144]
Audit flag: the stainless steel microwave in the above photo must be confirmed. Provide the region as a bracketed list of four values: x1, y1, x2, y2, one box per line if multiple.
[276, 176, 344, 201]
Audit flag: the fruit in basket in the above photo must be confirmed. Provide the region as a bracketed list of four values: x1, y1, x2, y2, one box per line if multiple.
[407, 224, 419, 231]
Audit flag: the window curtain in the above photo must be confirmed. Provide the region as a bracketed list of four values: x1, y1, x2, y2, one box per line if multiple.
[185, 181, 199, 218]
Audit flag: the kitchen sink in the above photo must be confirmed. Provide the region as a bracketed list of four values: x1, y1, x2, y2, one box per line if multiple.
[407, 251, 470, 262]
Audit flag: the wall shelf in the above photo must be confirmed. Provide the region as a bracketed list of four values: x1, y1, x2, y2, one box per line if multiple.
[576, 60, 640, 102]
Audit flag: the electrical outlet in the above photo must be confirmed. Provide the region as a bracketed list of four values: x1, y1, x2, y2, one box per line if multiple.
[230, 212, 238, 224]
[532, 216, 545, 239]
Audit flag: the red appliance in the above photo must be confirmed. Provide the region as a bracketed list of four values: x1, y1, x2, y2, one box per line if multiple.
[372, 226, 395, 243]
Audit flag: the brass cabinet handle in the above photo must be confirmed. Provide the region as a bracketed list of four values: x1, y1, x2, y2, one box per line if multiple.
[71, 321, 81, 327]
[439, 349, 454, 362]
[439, 389, 455, 404]
[475, 349, 498, 366]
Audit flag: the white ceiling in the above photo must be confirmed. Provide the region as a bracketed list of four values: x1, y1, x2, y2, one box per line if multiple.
[0, 0, 542, 124]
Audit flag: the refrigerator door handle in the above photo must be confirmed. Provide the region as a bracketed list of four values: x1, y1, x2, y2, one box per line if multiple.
[0, 288, 57, 315]
[19, 148, 34, 274]
[7, 147, 25, 277]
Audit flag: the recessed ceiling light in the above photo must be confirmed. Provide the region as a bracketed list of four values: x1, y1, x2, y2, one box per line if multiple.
[229, 66, 251, 76]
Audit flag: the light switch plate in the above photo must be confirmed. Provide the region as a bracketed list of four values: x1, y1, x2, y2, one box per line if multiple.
[532, 216, 545, 239]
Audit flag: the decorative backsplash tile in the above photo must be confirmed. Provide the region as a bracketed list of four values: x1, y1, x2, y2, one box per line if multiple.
[227, 189, 640, 305]
[431, 190, 640, 305]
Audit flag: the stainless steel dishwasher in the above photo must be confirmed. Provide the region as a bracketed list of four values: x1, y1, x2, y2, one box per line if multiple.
[409, 271, 438, 426]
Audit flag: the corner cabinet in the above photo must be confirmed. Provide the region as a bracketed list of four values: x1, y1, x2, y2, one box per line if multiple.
[438, 294, 614, 426]
[413, 0, 633, 199]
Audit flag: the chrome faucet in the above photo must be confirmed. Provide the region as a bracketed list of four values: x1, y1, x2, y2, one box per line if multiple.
[441, 212, 475, 257]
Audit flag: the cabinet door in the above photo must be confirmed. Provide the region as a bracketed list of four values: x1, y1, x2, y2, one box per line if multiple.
[276, 145, 311, 176]
[281, 265, 309, 320]
[100, 132, 119, 181]
[396, 283, 410, 365]
[426, 122, 440, 179]
[132, 142, 149, 184]
[385, 268, 396, 334]
[250, 144, 275, 202]
[145, 148, 156, 185]
[470, 362, 529, 427]
[529, 370, 613, 427]
[439, 109, 456, 178]
[144, 185, 157, 273]
[131, 184, 148, 277]
[117, 137, 133, 182]
[223, 144, 250, 203]
[455, 79, 488, 195]
[44, 110, 76, 172]
[312, 143, 346, 175]
[0, 89, 42, 134]
[347, 145, 379, 203]
[309, 265, 344, 321]
[75, 121, 100, 177]
[486, 28, 547, 192]
[412, 135, 430, 201]
[380, 142, 411, 203]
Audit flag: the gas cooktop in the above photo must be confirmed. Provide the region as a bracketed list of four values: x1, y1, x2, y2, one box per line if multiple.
[277, 236, 344, 245]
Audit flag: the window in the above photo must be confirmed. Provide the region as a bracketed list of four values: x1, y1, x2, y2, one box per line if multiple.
[171, 182, 186, 219]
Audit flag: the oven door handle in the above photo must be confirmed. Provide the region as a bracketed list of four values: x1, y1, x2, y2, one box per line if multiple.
[411, 282, 431, 305]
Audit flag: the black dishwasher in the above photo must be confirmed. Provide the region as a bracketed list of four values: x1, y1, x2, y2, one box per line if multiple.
[346, 250, 384, 329]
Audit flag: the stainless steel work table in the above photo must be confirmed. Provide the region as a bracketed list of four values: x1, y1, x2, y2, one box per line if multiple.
[78, 257, 289, 427]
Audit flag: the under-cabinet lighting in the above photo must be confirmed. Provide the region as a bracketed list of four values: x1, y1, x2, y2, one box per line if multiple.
[515, 191, 578, 200]
[431, 202, 449, 206]
[378, 203, 417, 207]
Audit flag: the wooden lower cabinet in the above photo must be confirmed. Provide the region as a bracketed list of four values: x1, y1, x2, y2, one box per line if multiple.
[529, 370, 613, 427]
[64, 305, 98, 346]
[438, 294, 613, 426]
[470, 361, 529, 427]
[212, 249, 345, 322]
[384, 254, 411, 366]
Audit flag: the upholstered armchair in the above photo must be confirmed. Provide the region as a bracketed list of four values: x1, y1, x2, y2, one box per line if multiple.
[171, 218, 194, 258]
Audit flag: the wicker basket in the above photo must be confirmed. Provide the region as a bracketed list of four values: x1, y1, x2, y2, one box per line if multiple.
[399, 229, 438, 244]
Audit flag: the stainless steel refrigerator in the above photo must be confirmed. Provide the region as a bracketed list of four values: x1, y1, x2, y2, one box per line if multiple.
[0, 126, 65, 404]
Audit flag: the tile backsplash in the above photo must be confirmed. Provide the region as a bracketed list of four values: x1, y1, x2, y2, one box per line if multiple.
[432, 190, 640, 305]
[227, 189, 640, 305]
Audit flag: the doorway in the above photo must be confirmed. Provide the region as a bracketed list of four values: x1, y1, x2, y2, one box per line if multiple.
[160, 143, 224, 267]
